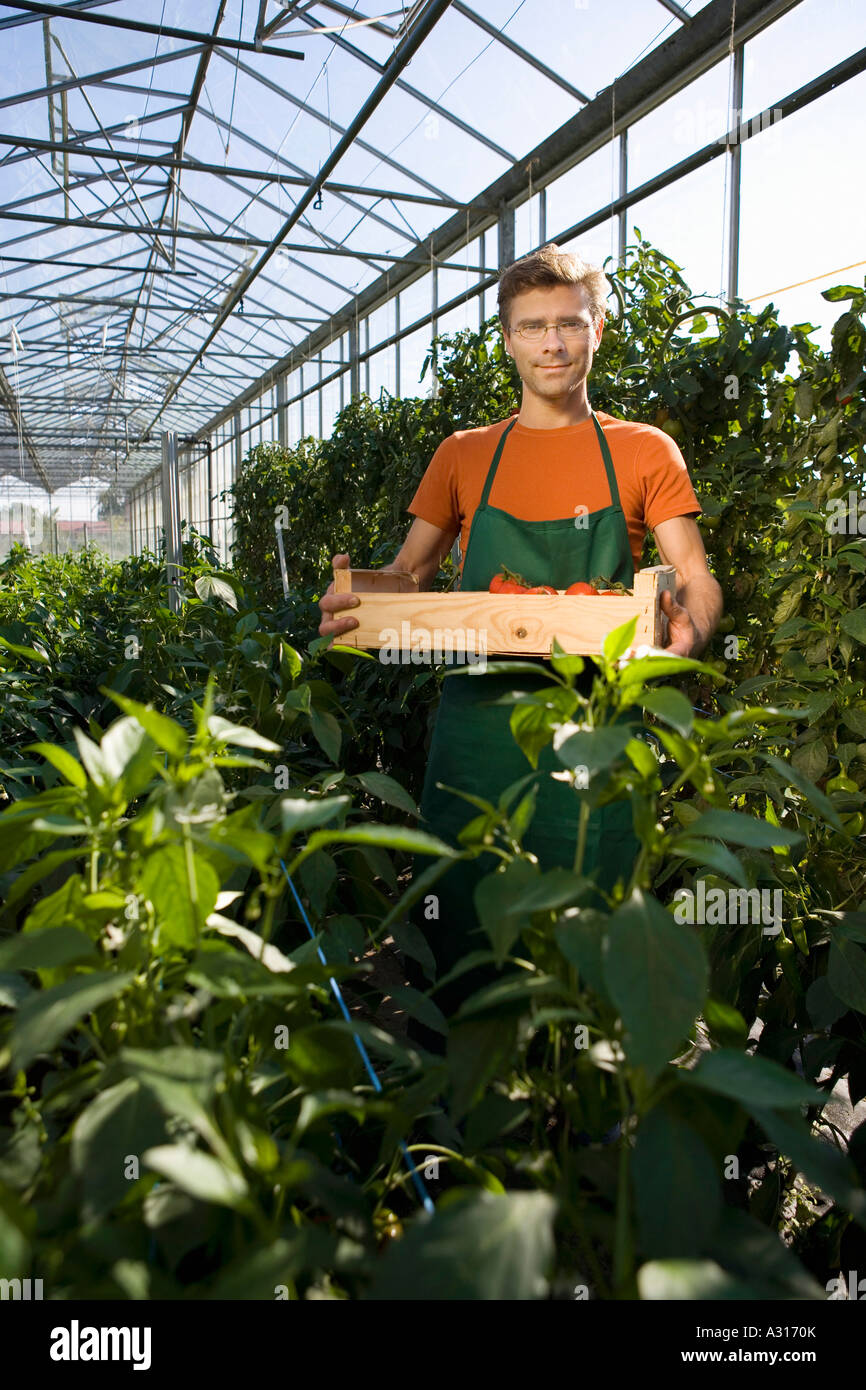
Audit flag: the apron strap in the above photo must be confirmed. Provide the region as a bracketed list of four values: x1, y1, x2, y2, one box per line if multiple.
[480, 412, 623, 513]
[479, 416, 518, 508]
[590, 412, 622, 511]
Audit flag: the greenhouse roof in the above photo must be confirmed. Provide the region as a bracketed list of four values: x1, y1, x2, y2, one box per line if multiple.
[0, 0, 792, 492]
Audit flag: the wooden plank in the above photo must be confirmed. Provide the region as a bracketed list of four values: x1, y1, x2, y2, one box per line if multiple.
[333, 566, 418, 594]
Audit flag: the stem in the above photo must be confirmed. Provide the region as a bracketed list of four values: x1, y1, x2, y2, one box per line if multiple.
[182, 823, 199, 911]
[612, 1064, 633, 1294]
[573, 799, 590, 874]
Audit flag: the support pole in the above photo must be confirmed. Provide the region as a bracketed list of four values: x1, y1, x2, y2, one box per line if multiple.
[161, 429, 183, 613]
[617, 129, 628, 266]
[277, 374, 287, 445]
[348, 319, 360, 402]
[726, 43, 745, 307]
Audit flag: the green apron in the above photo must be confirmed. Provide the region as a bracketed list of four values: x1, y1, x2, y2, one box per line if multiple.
[406, 411, 639, 1025]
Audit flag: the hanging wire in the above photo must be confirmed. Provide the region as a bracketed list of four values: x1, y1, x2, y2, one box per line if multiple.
[224, 0, 245, 160]
[279, 860, 435, 1215]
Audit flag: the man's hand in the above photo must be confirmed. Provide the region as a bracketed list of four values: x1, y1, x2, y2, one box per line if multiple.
[659, 587, 700, 657]
[317, 553, 360, 639]
[317, 520, 458, 644]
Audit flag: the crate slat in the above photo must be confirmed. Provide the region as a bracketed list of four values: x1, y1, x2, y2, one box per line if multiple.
[332, 564, 677, 656]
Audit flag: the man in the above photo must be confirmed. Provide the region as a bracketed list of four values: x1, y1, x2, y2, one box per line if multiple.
[319, 242, 724, 1035]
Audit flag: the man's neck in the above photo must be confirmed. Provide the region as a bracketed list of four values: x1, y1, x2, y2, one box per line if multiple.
[516, 389, 593, 429]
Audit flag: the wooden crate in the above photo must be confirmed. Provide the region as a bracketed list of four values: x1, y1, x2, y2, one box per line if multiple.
[333, 564, 677, 657]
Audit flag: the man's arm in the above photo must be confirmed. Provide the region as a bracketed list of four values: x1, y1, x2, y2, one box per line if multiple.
[650, 515, 724, 659]
[317, 517, 457, 639]
[383, 517, 459, 590]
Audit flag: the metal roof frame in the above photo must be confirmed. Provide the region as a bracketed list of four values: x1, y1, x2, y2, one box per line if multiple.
[0, 0, 852, 497]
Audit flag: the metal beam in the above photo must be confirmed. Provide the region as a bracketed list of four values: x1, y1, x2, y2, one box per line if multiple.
[289, 8, 517, 166]
[0, 132, 464, 208]
[451, 2, 590, 105]
[0, 2, 304, 58]
[212, 48, 455, 203]
[0, 0, 113, 31]
[145, 0, 456, 434]
[0, 46, 207, 113]
[0, 254, 197, 277]
[0, 104, 189, 168]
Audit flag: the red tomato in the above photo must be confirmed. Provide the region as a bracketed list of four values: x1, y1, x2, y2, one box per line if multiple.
[525, 584, 558, 595]
[489, 565, 533, 593]
[565, 581, 598, 595]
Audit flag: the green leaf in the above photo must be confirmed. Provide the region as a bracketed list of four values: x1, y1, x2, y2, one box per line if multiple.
[139, 846, 219, 950]
[555, 908, 609, 996]
[828, 933, 866, 1013]
[71, 1079, 168, 1220]
[668, 837, 749, 889]
[474, 859, 538, 966]
[207, 715, 281, 753]
[354, 771, 418, 815]
[194, 574, 238, 609]
[309, 707, 341, 763]
[119, 1046, 231, 1165]
[759, 753, 843, 832]
[686, 808, 804, 849]
[633, 1105, 721, 1257]
[26, 743, 86, 789]
[840, 607, 866, 644]
[603, 889, 708, 1081]
[640, 687, 694, 736]
[280, 795, 350, 836]
[509, 867, 593, 914]
[618, 654, 720, 686]
[683, 1049, 825, 1109]
[0, 634, 49, 664]
[383, 985, 448, 1036]
[0, 927, 97, 973]
[10, 971, 134, 1072]
[101, 691, 188, 758]
[554, 722, 634, 775]
[99, 717, 155, 789]
[603, 614, 639, 664]
[448, 1015, 519, 1121]
[509, 701, 555, 770]
[302, 824, 457, 860]
[366, 1191, 556, 1300]
[143, 1144, 249, 1209]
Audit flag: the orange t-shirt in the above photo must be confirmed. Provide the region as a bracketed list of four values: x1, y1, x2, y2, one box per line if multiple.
[407, 410, 701, 575]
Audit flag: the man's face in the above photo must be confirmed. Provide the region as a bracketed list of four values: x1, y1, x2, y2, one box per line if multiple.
[502, 284, 603, 402]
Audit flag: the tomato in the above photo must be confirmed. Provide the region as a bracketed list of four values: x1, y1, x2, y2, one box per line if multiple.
[489, 565, 531, 593]
[565, 581, 598, 595]
[489, 567, 555, 594]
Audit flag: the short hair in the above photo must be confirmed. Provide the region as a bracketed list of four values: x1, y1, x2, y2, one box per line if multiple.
[497, 242, 610, 332]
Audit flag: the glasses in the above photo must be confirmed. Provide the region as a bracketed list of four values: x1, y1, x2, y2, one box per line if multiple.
[512, 318, 593, 343]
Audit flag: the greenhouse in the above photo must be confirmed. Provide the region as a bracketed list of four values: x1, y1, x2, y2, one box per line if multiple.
[1, 0, 865, 1336]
